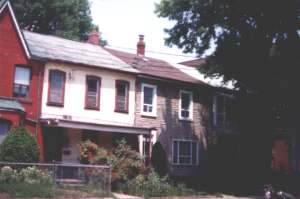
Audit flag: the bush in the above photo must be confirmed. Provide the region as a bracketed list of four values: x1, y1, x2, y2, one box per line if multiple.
[113, 139, 145, 184]
[0, 166, 54, 198]
[0, 126, 39, 162]
[127, 169, 196, 198]
[151, 141, 168, 176]
[78, 139, 145, 190]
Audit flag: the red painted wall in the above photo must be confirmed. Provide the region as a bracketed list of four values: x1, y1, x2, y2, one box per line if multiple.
[0, 7, 45, 160]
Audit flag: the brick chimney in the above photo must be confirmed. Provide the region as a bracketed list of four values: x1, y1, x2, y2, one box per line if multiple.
[137, 35, 145, 56]
[87, 29, 100, 45]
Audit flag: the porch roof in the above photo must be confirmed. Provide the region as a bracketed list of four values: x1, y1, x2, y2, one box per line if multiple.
[40, 118, 152, 135]
[0, 97, 25, 113]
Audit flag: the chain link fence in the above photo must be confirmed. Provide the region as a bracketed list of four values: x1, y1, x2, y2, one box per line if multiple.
[0, 162, 111, 198]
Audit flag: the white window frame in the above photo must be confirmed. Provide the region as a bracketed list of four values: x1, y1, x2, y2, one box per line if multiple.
[172, 139, 199, 166]
[179, 90, 193, 120]
[141, 83, 157, 117]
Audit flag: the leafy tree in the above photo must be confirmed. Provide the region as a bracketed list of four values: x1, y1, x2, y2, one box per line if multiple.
[156, 0, 300, 191]
[0, 126, 39, 163]
[10, 0, 93, 41]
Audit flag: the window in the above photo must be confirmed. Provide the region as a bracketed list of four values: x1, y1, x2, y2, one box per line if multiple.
[173, 140, 198, 165]
[85, 76, 101, 110]
[115, 80, 129, 113]
[13, 65, 30, 98]
[213, 93, 234, 128]
[141, 84, 157, 116]
[47, 70, 66, 106]
[179, 91, 193, 120]
[0, 120, 11, 144]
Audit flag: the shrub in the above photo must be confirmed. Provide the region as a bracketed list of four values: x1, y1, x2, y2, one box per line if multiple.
[113, 139, 144, 184]
[19, 166, 53, 185]
[0, 166, 54, 198]
[0, 166, 18, 183]
[0, 126, 39, 162]
[151, 141, 168, 176]
[78, 139, 145, 190]
[127, 169, 196, 198]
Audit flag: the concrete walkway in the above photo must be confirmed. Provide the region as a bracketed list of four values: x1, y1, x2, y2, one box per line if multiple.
[112, 193, 264, 199]
[112, 192, 144, 199]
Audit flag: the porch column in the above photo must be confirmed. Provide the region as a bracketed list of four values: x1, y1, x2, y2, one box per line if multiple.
[138, 135, 144, 156]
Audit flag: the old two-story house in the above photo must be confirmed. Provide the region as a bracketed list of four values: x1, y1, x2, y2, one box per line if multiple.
[106, 38, 215, 177]
[0, 0, 152, 163]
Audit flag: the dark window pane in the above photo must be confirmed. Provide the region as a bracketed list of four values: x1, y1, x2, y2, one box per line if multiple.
[181, 110, 189, 118]
[144, 87, 153, 105]
[181, 92, 190, 110]
[179, 141, 191, 156]
[192, 142, 197, 165]
[173, 141, 178, 163]
[0, 121, 10, 136]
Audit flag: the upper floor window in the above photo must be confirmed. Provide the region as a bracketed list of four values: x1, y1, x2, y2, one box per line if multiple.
[213, 93, 234, 128]
[141, 83, 157, 116]
[179, 90, 193, 120]
[173, 140, 198, 165]
[0, 120, 11, 144]
[115, 80, 129, 113]
[13, 65, 30, 98]
[47, 70, 66, 106]
[85, 76, 101, 110]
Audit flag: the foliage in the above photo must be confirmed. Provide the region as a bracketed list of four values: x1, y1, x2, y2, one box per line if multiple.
[151, 141, 167, 176]
[79, 140, 99, 164]
[127, 169, 196, 198]
[10, 0, 93, 41]
[112, 139, 145, 185]
[19, 166, 53, 185]
[0, 166, 54, 198]
[155, 0, 300, 92]
[155, 0, 297, 190]
[0, 126, 39, 163]
[78, 139, 145, 190]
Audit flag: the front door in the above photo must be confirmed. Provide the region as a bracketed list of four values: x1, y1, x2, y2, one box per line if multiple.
[271, 137, 290, 173]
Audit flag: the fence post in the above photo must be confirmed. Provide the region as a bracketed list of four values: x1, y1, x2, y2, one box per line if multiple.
[108, 166, 111, 197]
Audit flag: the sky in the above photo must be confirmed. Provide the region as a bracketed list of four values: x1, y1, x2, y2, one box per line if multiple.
[90, 0, 197, 63]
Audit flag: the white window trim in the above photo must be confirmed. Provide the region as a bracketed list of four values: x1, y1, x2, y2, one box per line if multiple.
[178, 90, 193, 120]
[172, 139, 199, 166]
[141, 83, 157, 117]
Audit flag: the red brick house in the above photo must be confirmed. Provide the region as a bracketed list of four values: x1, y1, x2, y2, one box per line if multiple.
[0, 0, 44, 157]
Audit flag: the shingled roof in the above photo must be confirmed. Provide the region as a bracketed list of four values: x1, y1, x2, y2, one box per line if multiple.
[104, 48, 204, 84]
[23, 31, 138, 74]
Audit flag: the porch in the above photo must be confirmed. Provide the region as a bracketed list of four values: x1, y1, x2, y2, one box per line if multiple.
[40, 119, 154, 164]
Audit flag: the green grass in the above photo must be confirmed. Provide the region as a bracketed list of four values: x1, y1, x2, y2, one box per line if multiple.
[0, 183, 54, 198]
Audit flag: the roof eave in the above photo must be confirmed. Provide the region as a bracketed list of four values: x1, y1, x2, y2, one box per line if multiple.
[0, 1, 31, 59]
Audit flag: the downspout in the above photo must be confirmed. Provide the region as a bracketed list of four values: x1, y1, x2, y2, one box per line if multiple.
[35, 64, 42, 137]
